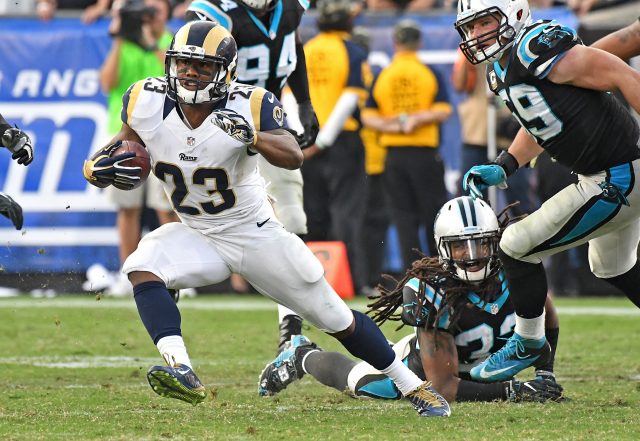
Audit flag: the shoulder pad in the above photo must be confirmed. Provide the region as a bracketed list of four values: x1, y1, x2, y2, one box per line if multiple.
[515, 20, 580, 78]
[121, 77, 167, 132]
[188, 0, 235, 31]
[226, 83, 286, 131]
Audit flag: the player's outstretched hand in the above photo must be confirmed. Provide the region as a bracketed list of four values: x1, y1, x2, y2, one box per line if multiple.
[1, 127, 34, 165]
[211, 109, 257, 146]
[297, 100, 319, 149]
[462, 164, 507, 199]
[0, 192, 23, 230]
[507, 377, 564, 402]
[83, 141, 140, 190]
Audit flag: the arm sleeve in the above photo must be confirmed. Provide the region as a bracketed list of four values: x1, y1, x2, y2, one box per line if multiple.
[315, 91, 359, 147]
[401, 280, 438, 327]
[456, 379, 508, 401]
[258, 91, 289, 131]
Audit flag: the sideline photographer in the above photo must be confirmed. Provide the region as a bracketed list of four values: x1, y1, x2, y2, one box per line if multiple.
[97, 0, 178, 297]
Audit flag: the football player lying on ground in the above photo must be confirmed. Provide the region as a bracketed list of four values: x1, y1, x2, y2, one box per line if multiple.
[0, 112, 34, 229]
[83, 20, 451, 417]
[259, 196, 564, 403]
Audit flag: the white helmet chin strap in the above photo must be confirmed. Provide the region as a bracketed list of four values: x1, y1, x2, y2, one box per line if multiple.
[170, 61, 221, 104]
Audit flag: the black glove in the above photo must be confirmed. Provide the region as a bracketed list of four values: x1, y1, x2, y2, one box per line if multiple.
[211, 109, 256, 145]
[297, 100, 319, 149]
[0, 192, 23, 230]
[82, 141, 141, 190]
[506, 377, 563, 402]
[2, 127, 34, 165]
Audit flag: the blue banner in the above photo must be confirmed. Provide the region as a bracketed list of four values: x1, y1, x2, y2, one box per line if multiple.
[0, 9, 577, 273]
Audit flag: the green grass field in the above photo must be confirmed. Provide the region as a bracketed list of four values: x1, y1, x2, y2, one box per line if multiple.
[1, 295, 639, 440]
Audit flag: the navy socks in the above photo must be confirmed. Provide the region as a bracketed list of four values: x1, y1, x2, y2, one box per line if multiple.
[133, 281, 182, 344]
[337, 310, 395, 370]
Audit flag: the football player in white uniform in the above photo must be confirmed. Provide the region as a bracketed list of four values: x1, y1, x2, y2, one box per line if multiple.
[83, 21, 451, 417]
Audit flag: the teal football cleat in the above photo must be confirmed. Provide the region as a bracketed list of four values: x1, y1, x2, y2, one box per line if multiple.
[147, 364, 207, 405]
[470, 333, 551, 382]
[258, 335, 320, 397]
[405, 381, 451, 417]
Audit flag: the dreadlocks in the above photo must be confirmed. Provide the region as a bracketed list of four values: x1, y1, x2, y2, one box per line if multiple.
[367, 202, 522, 332]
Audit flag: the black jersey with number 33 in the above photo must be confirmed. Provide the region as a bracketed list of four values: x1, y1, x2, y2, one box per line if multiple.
[487, 20, 640, 174]
[188, 0, 308, 98]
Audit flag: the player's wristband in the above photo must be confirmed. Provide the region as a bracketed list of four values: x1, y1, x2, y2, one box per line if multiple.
[494, 151, 519, 177]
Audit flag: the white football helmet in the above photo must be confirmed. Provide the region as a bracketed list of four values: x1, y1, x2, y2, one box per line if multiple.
[165, 21, 238, 105]
[455, 0, 531, 64]
[434, 196, 500, 283]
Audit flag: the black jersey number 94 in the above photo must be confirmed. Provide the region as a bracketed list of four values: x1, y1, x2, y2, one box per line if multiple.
[154, 162, 236, 215]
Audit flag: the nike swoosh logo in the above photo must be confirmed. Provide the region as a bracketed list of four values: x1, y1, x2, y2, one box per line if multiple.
[267, 94, 274, 103]
[477, 365, 515, 379]
[257, 218, 270, 228]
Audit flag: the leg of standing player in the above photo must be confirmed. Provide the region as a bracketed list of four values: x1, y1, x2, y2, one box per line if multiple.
[473, 161, 640, 381]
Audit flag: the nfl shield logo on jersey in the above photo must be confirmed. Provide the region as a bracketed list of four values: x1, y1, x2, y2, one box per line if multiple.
[491, 304, 499, 315]
[187, 136, 196, 146]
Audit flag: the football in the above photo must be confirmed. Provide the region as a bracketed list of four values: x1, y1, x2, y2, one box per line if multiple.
[111, 140, 151, 190]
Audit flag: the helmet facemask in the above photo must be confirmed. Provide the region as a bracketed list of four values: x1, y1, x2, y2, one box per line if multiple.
[438, 232, 500, 283]
[166, 51, 234, 105]
[455, 7, 515, 65]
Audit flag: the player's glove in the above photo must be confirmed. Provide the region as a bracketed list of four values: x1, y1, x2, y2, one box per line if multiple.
[297, 100, 319, 149]
[1, 127, 34, 165]
[0, 192, 23, 230]
[506, 377, 563, 402]
[211, 109, 257, 146]
[82, 141, 141, 190]
[462, 151, 519, 200]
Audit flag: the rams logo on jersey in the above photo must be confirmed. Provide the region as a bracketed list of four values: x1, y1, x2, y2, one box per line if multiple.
[273, 106, 284, 126]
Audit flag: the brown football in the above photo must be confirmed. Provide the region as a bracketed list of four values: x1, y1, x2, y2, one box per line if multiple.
[111, 140, 151, 190]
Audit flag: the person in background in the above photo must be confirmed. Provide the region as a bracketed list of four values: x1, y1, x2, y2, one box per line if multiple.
[351, 26, 390, 295]
[362, 20, 452, 268]
[301, 0, 369, 293]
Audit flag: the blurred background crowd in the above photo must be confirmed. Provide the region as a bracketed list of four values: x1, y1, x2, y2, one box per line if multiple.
[0, 0, 638, 298]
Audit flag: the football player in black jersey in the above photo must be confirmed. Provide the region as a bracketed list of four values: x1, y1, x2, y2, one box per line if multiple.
[186, 0, 319, 351]
[258, 196, 564, 403]
[0, 112, 33, 230]
[455, 0, 640, 383]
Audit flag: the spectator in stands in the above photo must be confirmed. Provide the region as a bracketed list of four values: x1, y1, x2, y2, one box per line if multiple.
[98, 0, 178, 296]
[302, 0, 369, 293]
[362, 20, 452, 267]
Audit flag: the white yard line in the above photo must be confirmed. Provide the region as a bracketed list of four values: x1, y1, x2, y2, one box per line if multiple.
[0, 298, 638, 315]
